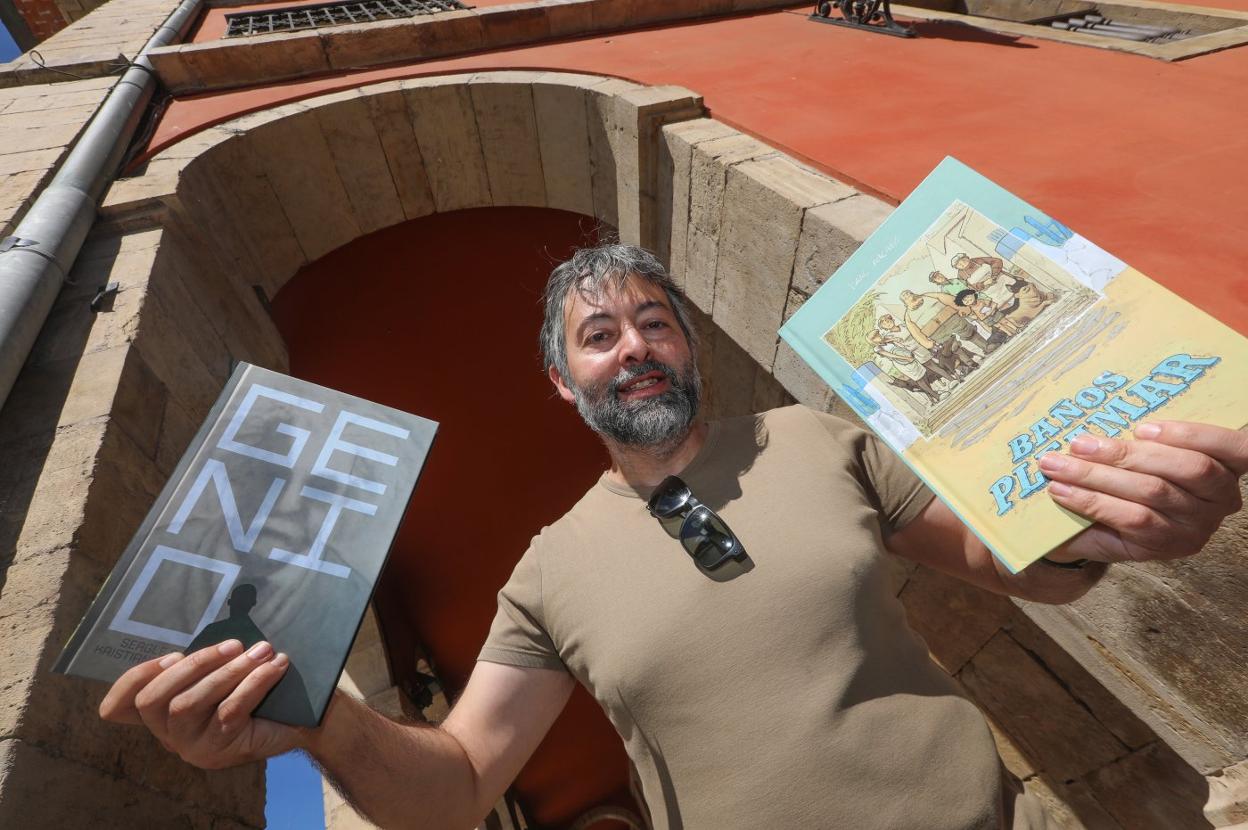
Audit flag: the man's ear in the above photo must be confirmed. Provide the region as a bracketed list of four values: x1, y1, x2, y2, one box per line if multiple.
[548, 365, 577, 405]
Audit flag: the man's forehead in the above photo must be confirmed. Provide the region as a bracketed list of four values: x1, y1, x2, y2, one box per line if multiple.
[562, 275, 670, 323]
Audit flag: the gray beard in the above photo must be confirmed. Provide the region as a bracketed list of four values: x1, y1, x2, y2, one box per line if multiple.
[571, 358, 701, 450]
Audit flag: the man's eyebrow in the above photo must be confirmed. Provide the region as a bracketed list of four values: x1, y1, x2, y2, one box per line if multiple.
[574, 300, 671, 337]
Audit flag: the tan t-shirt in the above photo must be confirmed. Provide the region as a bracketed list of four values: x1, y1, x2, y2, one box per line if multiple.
[479, 406, 1013, 829]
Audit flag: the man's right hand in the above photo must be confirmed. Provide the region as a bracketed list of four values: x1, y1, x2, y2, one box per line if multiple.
[99, 639, 302, 769]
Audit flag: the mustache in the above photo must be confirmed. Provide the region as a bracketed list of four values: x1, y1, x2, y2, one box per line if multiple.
[607, 360, 677, 397]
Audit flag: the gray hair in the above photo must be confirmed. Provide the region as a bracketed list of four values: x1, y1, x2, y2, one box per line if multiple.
[539, 244, 697, 381]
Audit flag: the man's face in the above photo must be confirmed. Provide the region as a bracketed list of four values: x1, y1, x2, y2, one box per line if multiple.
[954, 255, 970, 270]
[929, 272, 948, 285]
[900, 291, 921, 310]
[550, 275, 701, 447]
[879, 315, 897, 330]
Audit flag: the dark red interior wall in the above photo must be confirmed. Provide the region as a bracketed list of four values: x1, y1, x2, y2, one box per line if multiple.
[270, 207, 631, 826]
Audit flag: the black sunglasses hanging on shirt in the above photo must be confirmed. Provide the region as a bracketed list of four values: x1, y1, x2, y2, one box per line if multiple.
[646, 475, 747, 570]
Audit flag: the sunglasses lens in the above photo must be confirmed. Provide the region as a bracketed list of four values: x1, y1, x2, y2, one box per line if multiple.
[680, 506, 739, 568]
[648, 475, 693, 518]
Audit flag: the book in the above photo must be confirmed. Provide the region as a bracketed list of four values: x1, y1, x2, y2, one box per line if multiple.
[55, 363, 437, 726]
[779, 158, 1248, 572]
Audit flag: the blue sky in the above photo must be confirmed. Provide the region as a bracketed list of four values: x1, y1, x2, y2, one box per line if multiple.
[267, 751, 326, 829]
[1, 20, 20, 61]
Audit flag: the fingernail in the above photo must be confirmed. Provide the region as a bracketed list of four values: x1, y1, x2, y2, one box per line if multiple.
[1136, 423, 1161, 439]
[218, 640, 243, 657]
[1048, 481, 1073, 497]
[1070, 436, 1100, 455]
[1038, 453, 1066, 472]
[248, 641, 273, 661]
[158, 652, 182, 669]
[273, 653, 290, 669]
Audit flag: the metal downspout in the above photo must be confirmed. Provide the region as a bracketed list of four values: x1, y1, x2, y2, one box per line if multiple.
[0, 0, 202, 411]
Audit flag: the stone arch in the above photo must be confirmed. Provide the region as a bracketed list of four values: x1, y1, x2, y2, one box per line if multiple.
[103, 70, 706, 304]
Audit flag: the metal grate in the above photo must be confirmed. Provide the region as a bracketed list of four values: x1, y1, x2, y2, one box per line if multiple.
[1036, 10, 1194, 42]
[224, 0, 470, 37]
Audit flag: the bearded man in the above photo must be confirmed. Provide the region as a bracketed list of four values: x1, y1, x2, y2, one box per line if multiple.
[102, 244, 1248, 830]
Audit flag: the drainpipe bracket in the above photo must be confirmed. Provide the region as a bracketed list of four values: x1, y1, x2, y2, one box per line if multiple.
[0, 235, 62, 266]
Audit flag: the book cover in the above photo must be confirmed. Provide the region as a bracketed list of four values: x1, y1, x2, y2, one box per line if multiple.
[54, 363, 437, 726]
[779, 157, 1248, 572]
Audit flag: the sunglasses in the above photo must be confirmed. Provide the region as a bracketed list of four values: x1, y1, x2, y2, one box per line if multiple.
[646, 475, 746, 569]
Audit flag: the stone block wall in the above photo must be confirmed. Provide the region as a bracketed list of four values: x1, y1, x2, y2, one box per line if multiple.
[0, 76, 116, 237]
[0, 207, 288, 825]
[0, 0, 182, 86]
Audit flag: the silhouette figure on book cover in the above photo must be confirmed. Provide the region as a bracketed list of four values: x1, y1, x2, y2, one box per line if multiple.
[188, 584, 315, 724]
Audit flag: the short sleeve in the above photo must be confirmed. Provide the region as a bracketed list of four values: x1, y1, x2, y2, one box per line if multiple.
[477, 543, 568, 672]
[808, 408, 935, 536]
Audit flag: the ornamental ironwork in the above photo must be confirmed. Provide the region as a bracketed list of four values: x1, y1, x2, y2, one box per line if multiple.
[810, 0, 915, 38]
[224, 0, 470, 37]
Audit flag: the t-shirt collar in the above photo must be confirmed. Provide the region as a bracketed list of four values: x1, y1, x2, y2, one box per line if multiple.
[596, 419, 724, 500]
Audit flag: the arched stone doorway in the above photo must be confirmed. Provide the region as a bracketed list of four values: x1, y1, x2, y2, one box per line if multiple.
[1, 69, 1229, 828]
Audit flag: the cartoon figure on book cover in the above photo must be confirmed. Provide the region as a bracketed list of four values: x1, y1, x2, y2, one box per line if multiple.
[824, 201, 1097, 435]
[187, 583, 315, 724]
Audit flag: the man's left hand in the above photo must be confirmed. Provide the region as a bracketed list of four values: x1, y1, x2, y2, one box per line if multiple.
[1039, 421, 1247, 564]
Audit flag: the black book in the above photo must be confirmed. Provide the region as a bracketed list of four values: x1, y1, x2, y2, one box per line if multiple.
[54, 363, 437, 727]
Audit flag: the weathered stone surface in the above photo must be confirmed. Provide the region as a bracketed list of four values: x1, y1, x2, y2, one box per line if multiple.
[772, 289, 833, 411]
[546, 0, 594, 37]
[985, 716, 1036, 782]
[1206, 758, 1248, 827]
[470, 72, 547, 208]
[174, 30, 329, 92]
[585, 77, 641, 234]
[177, 136, 308, 298]
[705, 324, 759, 419]
[154, 224, 286, 373]
[685, 132, 774, 312]
[321, 17, 419, 72]
[959, 631, 1126, 783]
[100, 157, 187, 215]
[417, 9, 485, 57]
[656, 119, 737, 286]
[1005, 609, 1155, 751]
[360, 83, 436, 221]
[243, 109, 362, 263]
[315, 92, 406, 235]
[792, 192, 892, 296]
[403, 78, 492, 212]
[1020, 519, 1248, 776]
[749, 364, 792, 413]
[898, 564, 1015, 674]
[614, 85, 704, 249]
[533, 74, 595, 217]
[0, 738, 264, 828]
[476, 3, 551, 46]
[1087, 742, 1212, 830]
[0, 147, 60, 177]
[1022, 776, 1123, 830]
[713, 155, 822, 370]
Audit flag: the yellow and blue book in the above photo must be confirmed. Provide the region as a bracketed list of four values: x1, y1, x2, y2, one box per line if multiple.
[778, 157, 1248, 572]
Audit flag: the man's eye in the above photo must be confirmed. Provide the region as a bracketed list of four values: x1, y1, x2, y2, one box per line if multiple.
[644, 320, 667, 329]
[588, 331, 611, 344]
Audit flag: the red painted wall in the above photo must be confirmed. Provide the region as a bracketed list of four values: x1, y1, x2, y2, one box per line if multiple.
[271, 207, 634, 827]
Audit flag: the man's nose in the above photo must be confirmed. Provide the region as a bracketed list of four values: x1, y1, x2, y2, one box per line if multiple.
[617, 325, 650, 365]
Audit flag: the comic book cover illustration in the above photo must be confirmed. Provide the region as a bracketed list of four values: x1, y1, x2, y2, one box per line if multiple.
[780, 158, 1248, 572]
[54, 364, 437, 726]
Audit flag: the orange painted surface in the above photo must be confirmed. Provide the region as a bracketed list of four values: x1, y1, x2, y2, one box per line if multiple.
[270, 207, 634, 827]
[145, 9, 1248, 336]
